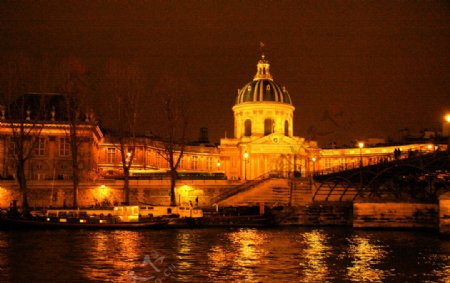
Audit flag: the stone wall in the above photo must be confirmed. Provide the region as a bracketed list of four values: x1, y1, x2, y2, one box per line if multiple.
[276, 202, 353, 226]
[439, 192, 450, 235]
[353, 202, 438, 229]
[0, 179, 241, 208]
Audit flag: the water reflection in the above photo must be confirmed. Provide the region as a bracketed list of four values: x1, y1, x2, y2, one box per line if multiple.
[430, 239, 450, 281]
[175, 231, 199, 281]
[298, 230, 331, 282]
[346, 234, 388, 282]
[1, 228, 449, 282]
[82, 231, 143, 282]
[207, 229, 268, 282]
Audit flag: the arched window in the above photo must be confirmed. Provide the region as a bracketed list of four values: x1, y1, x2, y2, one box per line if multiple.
[264, 118, 274, 136]
[285, 120, 289, 136]
[244, 119, 252, 136]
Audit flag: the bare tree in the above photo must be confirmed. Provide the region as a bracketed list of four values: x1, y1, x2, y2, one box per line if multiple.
[153, 75, 192, 206]
[0, 54, 45, 211]
[55, 57, 91, 208]
[102, 59, 146, 205]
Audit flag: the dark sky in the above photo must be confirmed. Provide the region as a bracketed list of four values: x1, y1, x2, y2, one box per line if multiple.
[0, 0, 449, 146]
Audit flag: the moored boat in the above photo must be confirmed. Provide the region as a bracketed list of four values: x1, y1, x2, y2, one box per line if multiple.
[0, 205, 168, 230]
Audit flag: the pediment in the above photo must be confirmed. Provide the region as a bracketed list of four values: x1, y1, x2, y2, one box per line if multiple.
[250, 133, 303, 146]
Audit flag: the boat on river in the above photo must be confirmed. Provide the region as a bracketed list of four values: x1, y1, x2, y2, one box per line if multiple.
[0, 205, 168, 229]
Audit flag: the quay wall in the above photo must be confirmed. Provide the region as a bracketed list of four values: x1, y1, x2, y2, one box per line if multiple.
[277, 202, 353, 226]
[439, 192, 450, 235]
[353, 202, 438, 229]
[0, 179, 241, 208]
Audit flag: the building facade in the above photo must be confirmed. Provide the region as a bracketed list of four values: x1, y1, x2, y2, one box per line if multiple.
[0, 55, 437, 207]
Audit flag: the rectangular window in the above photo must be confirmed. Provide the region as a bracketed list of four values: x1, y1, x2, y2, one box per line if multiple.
[155, 153, 160, 167]
[35, 138, 47, 156]
[179, 157, 184, 169]
[191, 156, 198, 170]
[107, 148, 116, 163]
[59, 137, 70, 156]
[207, 157, 212, 171]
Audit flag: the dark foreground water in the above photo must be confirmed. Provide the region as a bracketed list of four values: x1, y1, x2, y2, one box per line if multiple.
[0, 227, 449, 282]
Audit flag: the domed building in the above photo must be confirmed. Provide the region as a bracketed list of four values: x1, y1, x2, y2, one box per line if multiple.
[219, 54, 319, 180]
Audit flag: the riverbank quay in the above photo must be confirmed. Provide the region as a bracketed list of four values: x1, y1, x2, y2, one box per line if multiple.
[439, 192, 450, 236]
[1, 200, 450, 233]
[353, 201, 438, 229]
[272, 201, 440, 231]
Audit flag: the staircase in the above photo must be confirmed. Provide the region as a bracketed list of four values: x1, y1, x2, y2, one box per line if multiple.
[210, 177, 270, 204]
[210, 173, 315, 206]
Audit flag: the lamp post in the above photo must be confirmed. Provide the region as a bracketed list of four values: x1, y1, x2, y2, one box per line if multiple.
[445, 114, 450, 152]
[358, 142, 364, 167]
[445, 114, 450, 170]
[217, 160, 221, 171]
[243, 152, 249, 180]
[311, 157, 316, 176]
[358, 142, 364, 188]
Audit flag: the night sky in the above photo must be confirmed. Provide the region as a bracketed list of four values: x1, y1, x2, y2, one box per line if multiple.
[0, 1, 449, 146]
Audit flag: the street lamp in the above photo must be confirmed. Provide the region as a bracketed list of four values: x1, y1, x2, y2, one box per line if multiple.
[358, 142, 364, 167]
[243, 152, 249, 180]
[358, 142, 364, 188]
[217, 160, 221, 171]
[311, 157, 316, 176]
[445, 114, 450, 152]
[445, 114, 450, 170]
[445, 114, 450, 123]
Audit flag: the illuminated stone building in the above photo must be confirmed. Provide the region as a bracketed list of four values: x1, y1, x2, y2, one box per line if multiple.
[0, 56, 436, 207]
[0, 93, 102, 182]
[219, 55, 318, 180]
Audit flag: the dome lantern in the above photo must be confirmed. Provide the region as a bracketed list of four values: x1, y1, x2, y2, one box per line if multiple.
[235, 55, 292, 105]
[254, 54, 273, 81]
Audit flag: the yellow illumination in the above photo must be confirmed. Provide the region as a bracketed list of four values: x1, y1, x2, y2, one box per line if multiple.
[302, 231, 330, 282]
[46, 217, 50, 222]
[358, 142, 364, 149]
[347, 235, 387, 281]
[59, 218, 67, 223]
[96, 185, 110, 200]
[79, 219, 87, 223]
[445, 114, 450, 123]
[312, 157, 316, 162]
[243, 152, 249, 159]
[427, 144, 433, 150]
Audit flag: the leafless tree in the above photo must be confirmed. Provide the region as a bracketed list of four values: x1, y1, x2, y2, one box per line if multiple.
[101, 59, 146, 205]
[0, 53, 45, 210]
[153, 75, 192, 206]
[55, 57, 92, 208]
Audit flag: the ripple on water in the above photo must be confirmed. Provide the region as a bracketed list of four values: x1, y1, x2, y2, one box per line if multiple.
[0, 227, 448, 282]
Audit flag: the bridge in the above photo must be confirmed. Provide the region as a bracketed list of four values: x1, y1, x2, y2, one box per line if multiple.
[313, 151, 450, 202]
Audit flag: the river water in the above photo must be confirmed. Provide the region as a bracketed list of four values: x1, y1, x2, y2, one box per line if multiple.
[0, 227, 449, 282]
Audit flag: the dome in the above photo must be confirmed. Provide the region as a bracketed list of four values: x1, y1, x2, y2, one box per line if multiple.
[236, 55, 292, 105]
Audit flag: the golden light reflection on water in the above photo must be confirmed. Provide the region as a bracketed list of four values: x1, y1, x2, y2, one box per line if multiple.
[346, 235, 388, 282]
[82, 231, 143, 282]
[208, 229, 268, 282]
[176, 232, 195, 271]
[299, 230, 331, 282]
